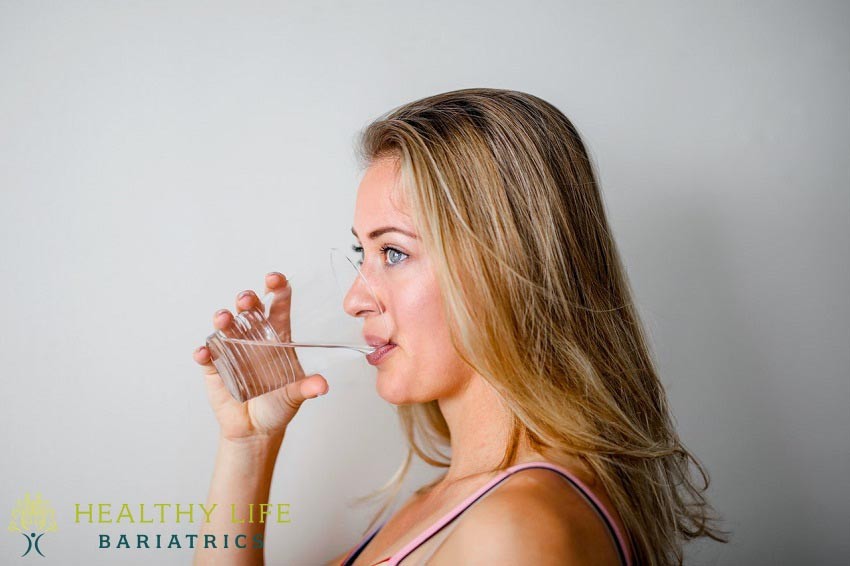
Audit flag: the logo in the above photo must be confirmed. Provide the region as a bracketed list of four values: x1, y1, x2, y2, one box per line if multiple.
[8, 493, 58, 557]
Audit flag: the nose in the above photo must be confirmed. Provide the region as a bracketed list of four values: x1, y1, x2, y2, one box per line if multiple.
[343, 269, 384, 321]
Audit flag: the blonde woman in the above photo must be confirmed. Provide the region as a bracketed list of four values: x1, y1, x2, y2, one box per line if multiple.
[192, 88, 729, 565]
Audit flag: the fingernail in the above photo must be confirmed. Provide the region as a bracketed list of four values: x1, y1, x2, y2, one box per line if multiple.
[215, 309, 229, 317]
[238, 290, 253, 299]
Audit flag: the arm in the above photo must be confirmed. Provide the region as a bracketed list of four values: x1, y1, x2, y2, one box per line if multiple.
[192, 274, 330, 565]
[193, 434, 284, 566]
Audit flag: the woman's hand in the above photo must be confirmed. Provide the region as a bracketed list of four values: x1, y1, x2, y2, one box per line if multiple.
[192, 272, 329, 442]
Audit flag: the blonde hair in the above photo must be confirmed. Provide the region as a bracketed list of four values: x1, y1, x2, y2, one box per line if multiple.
[349, 87, 730, 564]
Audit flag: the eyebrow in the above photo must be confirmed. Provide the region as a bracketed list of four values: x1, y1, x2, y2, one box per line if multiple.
[351, 226, 418, 240]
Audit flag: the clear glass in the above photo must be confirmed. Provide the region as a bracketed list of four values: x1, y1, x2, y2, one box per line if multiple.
[205, 247, 388, 402]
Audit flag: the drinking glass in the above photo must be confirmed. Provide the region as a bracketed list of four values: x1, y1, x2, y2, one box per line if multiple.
[205, 247, 387, 402]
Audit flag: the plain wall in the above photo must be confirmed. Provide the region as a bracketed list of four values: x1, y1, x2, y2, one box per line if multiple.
[1, 1, 847, 564]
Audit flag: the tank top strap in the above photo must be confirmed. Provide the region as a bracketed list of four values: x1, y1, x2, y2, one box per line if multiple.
[340, 520, 387, 566]
[388, 460, 632, 566]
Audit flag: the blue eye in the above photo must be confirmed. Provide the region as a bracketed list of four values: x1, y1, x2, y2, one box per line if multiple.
[350, 244, 408, 267]
[383, 245, 408, 266]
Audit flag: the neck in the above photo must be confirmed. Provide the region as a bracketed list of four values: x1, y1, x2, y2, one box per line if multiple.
[437, 373, 540, 485]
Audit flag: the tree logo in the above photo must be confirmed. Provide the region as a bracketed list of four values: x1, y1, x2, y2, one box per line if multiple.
[8, 493, 58, 557]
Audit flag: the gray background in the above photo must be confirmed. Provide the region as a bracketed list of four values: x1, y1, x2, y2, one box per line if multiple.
[1, 1, 847, 564]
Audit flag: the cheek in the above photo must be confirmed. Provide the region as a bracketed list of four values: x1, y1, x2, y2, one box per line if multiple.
[381, 285, 470, 399]
[396, 282, 448, 359]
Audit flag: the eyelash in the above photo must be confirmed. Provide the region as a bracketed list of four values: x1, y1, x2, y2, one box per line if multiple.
[351, 244, 408, 267]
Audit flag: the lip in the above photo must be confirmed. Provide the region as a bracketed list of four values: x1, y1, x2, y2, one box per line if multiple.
[363, 334, 393, 348]
[366, 343, 397, 365]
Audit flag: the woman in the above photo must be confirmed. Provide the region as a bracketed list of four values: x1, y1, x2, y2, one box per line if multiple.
[192, 88, 729, 565]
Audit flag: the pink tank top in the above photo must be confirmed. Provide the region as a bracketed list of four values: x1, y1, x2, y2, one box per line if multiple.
[340, 460, 632, 566]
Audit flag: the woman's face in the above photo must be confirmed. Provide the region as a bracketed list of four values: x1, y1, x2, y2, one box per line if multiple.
[345, 157, 474, 405]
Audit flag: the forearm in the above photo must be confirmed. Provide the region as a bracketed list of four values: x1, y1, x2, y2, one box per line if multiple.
[194, 433, 284, 566]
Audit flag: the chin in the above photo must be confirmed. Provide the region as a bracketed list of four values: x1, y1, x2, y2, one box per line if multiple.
[375, 372, 427, 405]
[375, 374, 410, 405]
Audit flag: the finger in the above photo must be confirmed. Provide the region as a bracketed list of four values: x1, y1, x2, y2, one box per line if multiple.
[194, 345, 239, 409]
[265, 271, 287, 291]
[193, 345, 218, 376]
[213, 308, 243, 339]
[235, 289, 262, 314]
[264, 272, 293, 340]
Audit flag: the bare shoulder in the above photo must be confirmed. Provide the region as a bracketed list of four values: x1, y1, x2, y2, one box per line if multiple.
[428, 468, 621, 565]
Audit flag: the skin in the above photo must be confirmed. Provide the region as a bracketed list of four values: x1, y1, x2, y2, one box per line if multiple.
[345, 157, 481, 412]
[192, 156, 623, 565]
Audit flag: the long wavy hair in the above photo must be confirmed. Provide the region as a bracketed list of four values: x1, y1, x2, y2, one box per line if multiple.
[348, 87, 729, 565]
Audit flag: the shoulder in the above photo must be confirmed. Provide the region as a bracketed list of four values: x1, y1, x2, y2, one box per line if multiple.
[429, 468, 621, 565]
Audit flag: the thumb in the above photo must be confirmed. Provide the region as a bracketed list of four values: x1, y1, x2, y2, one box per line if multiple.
[278, 374, 329, 409]
[301, 374, 330, 398]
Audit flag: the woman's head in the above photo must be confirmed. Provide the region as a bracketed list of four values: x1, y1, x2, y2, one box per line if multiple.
[350, 88, 629, 422]
[349, 88, 728, 565]
[347, 88, 607, 409]
[346, 156, 476, 405]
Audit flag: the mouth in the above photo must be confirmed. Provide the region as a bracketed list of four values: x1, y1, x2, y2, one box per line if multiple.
[363, 334, 397, 365]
